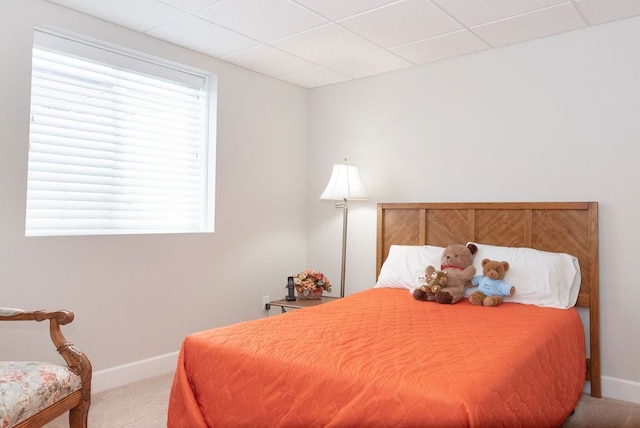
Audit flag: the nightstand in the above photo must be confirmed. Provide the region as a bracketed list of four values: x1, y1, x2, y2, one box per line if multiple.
[268, 296, 339, 314]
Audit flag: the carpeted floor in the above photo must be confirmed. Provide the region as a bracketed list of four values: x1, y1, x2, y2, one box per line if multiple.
[46, 373, 640, 427]
[562, 394, 640, 428]
[46, 373, 173, 428]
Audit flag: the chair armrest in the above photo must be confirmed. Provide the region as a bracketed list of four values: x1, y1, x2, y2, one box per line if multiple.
[0, 308, 92, 388]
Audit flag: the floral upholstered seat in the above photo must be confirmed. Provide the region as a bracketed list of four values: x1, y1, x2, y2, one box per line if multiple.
[0, 361, 82, 426]
[0, 308, 91, 428]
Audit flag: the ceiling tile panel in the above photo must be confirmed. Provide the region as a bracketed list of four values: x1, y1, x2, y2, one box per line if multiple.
[196, 0, 328, 42]
[324, 50, 412, 78]
[48, 0, 185, 32]
[222, 45, 314, 76]
[576, 0, 640, 25]
[279, 66, 351, 88]
[271, 24, 379, 64]
[149, 15, 259, 57]
[472, 2, 586, 47]
[292, 0, 398, 20]
[339, 0, 462, 48]
[392, 30, 489, 64]
[432, 0, 567, 27]
[158, 0, 223, 12]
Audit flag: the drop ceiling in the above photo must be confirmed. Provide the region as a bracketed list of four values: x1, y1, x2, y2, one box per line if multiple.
[46, 0, 640, 88]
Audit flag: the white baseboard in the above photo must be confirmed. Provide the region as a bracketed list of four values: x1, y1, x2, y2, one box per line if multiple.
[584, 376, 640, 404]
[92, 351, 178, 394]
[602, 376, 640, 404]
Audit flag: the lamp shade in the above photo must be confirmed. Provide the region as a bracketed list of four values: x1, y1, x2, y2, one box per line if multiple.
[320, 162, 368, 201]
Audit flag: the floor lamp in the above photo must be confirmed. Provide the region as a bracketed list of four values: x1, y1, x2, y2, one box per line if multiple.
[320, 160, 368, 298]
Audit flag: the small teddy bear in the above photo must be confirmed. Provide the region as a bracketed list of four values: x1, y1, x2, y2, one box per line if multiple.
[413, 243, 477, 304]
[469, 258, 516, 307]
[421, 270, 448, 294]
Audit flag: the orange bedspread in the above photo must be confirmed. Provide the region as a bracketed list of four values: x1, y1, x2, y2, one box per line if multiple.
[168, 288, 585, 427]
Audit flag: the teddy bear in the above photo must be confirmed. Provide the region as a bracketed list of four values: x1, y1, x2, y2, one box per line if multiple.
[421, 270, 448, 294]
[468, 258, 516, 307]
[413, 243, 478, 304]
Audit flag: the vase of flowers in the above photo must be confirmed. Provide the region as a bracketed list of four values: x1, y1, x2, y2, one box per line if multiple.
[294, 269, 331, 300]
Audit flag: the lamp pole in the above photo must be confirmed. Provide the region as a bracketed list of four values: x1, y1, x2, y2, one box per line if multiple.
[338, 198, 348, 298]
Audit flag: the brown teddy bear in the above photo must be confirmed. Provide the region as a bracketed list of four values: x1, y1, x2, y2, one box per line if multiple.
[468, 259, 516, 307]
[421, 270, 448, 294]
[413, 243, 478, 304]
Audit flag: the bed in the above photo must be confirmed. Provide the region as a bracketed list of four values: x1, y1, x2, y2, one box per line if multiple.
[168, 202, 600, 427]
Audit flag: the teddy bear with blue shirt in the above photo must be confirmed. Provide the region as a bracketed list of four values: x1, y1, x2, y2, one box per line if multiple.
[469, 258, 516, 307]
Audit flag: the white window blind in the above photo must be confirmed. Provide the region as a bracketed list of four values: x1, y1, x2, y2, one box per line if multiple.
[26, 29, 215, 237]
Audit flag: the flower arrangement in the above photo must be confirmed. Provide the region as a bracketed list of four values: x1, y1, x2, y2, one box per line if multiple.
[293, 269, 331, 297]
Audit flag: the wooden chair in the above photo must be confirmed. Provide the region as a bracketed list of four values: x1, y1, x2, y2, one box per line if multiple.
[0, 308, 92, 427]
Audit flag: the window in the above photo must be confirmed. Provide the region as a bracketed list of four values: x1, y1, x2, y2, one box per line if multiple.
[26, 29, 215, 237]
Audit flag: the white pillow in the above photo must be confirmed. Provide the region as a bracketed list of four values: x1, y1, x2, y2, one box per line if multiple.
[467, 242, 581, 309]
[375, 245, 444, 289]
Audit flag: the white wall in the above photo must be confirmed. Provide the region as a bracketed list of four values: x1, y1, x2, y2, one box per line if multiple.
[1, 0, 309, 390]
[308, 16, 640, 404]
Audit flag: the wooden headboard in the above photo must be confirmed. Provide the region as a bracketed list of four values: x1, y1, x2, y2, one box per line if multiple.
[376, 202, 600, 397]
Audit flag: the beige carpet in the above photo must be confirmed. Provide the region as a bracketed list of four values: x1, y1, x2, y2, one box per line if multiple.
[46, 373, 640, 427]
[562, 394, 640, 428]
[45, 373, 173, 428]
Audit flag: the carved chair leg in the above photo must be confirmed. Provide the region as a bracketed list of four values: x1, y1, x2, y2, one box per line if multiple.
[69, 390, 91, 428]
